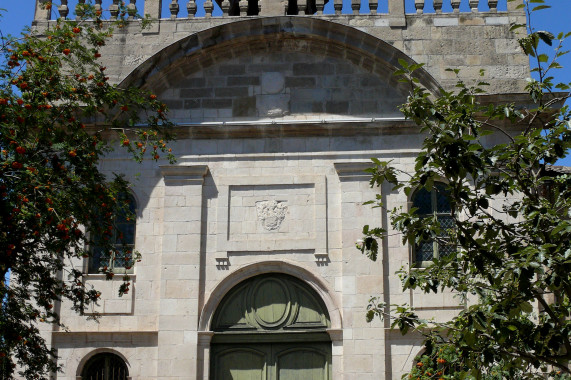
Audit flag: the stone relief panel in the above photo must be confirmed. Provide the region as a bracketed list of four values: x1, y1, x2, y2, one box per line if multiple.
[256, 200, 288, 231]
[229, 184, 312, 240]
[216, 175, 327, 260]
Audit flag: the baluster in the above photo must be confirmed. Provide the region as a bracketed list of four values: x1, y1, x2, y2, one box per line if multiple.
[169, 0, 180, 18]
[369, 0, 377, 14]
[334, 0, 342, 15]
[110, 0, 120, 19]
[220, 0, 230, 15]
[414, 0, 424, 14]
[58, 0, 69, 19]
[94, 0, 103, 15]
[315, 0, 324, 14]
[239, 0, 248, 15]
[488, 0, 498, 11]
[204, 0, 214, 16]
[299, 0, 308, 14]
[187, 0, 197, 17]
[469, 0, 478, 11]
[127, 0, 137, 19]
[433, 0, 442, 13]
[350, 0, 359, 14]
[75, 0, 85, 20]
[451, 0, 460, 12]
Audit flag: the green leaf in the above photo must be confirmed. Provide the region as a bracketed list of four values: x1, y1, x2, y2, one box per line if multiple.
[520, 302, 533, 313]
[531, 4, 551, 11]
[536, 31, 554, 46]
[510, 24, 526, 31]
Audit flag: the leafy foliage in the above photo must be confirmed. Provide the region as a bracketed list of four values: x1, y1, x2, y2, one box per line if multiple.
[0, 3, 173, 378]
[361, 0, 571, 378]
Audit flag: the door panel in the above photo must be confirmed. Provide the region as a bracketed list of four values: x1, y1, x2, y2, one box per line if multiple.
[214, 348, 266, 380]
[211, 343, 330, 380]
[276, 348, 327, 380]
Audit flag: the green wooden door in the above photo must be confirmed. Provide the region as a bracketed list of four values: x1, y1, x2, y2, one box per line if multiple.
[211, 343, 330, 380]
[210, 274, 333, 380]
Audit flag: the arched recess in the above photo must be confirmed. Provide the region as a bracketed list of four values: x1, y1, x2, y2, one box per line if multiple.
[75, 349, 131, 379]
[198, 260, 341, 332]
[208, 272, 334, 380]
[119, 17, 442, 125]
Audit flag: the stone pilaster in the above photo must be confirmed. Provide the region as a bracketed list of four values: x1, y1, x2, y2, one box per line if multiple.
[157, 165, 208, 379]
[388, 0, 406, 27]
[334, 162, 385, 378]
[144, 0, 163, 19]
[34, 0, 51, 22]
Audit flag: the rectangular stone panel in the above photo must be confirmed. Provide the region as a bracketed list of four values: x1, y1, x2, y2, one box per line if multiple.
[83, 275, 135, 315]
[228, 184, 315, 240]
[216, 175, 327, 258]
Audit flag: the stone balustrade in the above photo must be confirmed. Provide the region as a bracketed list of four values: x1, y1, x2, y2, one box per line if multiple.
[34, 0, 516, 21]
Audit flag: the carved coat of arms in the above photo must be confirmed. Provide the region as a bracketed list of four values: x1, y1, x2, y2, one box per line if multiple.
[256, 200, 288, 231]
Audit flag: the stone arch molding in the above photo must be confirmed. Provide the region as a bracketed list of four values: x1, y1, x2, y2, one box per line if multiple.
[119, 17, 441, 123]
[198, 260, 342, 332]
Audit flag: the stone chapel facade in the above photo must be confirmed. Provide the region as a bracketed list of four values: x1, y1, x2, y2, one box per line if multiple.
[31, 0, 529, 378]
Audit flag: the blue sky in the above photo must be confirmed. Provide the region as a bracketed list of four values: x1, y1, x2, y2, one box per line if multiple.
[1, 0, 570, 165]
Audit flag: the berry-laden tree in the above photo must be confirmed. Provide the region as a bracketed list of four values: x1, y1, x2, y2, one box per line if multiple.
[0, 3, 174, 378]
[360, 0, 571, 378]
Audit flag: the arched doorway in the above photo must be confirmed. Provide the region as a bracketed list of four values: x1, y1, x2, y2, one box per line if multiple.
[210, 273, 331, 379]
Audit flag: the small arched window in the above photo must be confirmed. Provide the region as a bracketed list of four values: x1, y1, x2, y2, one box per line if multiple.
[88, 192, 137, 274]
[412, 183, 455, 266]
[81, 352, 129, 380]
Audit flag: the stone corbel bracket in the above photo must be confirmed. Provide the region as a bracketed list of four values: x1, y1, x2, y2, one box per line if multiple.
[334, 162, 373, 182]
[160, 164, 209, 185]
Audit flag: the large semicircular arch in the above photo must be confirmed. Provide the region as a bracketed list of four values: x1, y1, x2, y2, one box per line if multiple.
[120, 16, 441, 95]
[198, 260, 342, 332]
